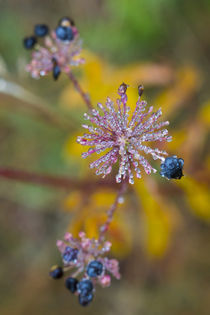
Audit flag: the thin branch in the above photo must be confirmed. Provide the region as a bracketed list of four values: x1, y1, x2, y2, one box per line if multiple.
[0, 167, 117, 191]
[67, 71, 93, 110]
[99, 181, 128, 242]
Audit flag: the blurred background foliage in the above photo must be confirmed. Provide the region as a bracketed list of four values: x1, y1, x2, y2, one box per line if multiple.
[0, 0, 210, 314]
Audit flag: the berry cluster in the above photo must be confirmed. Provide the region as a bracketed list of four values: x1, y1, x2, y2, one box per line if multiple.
[23, 17, 84, 80]
[49, 232, 120, 306]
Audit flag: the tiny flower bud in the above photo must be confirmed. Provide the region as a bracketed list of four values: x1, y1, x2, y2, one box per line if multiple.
[100, 275, 111, 287]
[59, 16, 75, 27]
[118, 82, 128, 95]
[138, 84, 144, 97]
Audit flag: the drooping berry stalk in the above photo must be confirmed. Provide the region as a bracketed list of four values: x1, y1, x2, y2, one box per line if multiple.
[67, 71, 93, 110]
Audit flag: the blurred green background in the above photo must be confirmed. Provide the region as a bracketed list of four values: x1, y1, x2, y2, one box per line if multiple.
[0, 0, 210, 314]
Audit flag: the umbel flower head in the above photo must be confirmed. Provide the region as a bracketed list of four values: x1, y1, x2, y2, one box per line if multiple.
[51, 232, 120, 306]
[23, 17, 84, 80]
[77, 83, 172, 184]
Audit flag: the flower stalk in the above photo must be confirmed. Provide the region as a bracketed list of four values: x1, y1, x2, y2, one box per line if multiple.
[67, 71, 93, 110]
[99, 181, 128, 243]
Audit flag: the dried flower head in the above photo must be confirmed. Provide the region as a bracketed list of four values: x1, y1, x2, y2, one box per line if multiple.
[77, 83, 172, 184]
[24, 17, 84, 80]
[53, 232, 120, 306]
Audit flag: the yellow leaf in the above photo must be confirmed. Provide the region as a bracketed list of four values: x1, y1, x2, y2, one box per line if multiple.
[198, 100, 210, 128]
[63, 191, 82, 212]
[176, 176, 210, 220]
[156, 66, 200, 118]
[135, 180, 173, 258]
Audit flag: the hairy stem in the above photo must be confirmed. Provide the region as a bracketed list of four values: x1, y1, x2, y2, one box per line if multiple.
[0, 167, 117, 191]
[67, 72, 93, 110]
[99, 181, 128, 243]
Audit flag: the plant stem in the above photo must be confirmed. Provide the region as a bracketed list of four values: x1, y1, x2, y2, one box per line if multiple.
[99, 181, 128, 243]
[0, 167, 117, 191]
[67, 72, 93, 110]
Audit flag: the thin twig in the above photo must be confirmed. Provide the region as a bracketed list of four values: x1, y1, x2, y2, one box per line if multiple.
[99, 181, 128, 243]
[0, 167, 117, 191]
[67, 71, 93, 110]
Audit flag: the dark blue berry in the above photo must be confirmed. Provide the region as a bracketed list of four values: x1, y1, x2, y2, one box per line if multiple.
[59, 16, 75, 27]
[55, 26, 74, 41]
[79, 292, 93, 306]
[52, 64, 61, 80]
[87, 260, 103, 278]
[62, 246, 78, 262]
[65, 277, 78, 293]
[34, 24, 49, 37]
[77, 279, 93, 295]
[49, 265, 63, 279]
[160, 156, 184, 179]
[23, 36, 37, 49]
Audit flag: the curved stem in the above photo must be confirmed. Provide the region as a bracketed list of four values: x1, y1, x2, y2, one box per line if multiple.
[99, 181, 128, 243]
[67, 72, 93, 110]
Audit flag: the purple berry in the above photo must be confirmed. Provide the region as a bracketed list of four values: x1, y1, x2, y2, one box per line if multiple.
[87, 260, 103, 277]
[77, 279, 93, 294]
[55, 26, 74, 41]
[79, 292, 93, 306]
[49, 265, 63, 279]
[23, 36, 37, 49]
[65, 277, 78, 293]
[160, 156, 184, 179]
[34, 24, 49, 37]
[62, 246, 78, 262]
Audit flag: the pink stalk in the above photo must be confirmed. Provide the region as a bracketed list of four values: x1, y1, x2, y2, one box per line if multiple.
[99, 181, 128, 243]
[67, 71, 93, 110]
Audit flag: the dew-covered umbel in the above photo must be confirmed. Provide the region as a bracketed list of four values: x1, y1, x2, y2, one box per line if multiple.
[24, 17, 84, 80]
[77, 83, 172, 184]
[52, 232, 120, 306]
